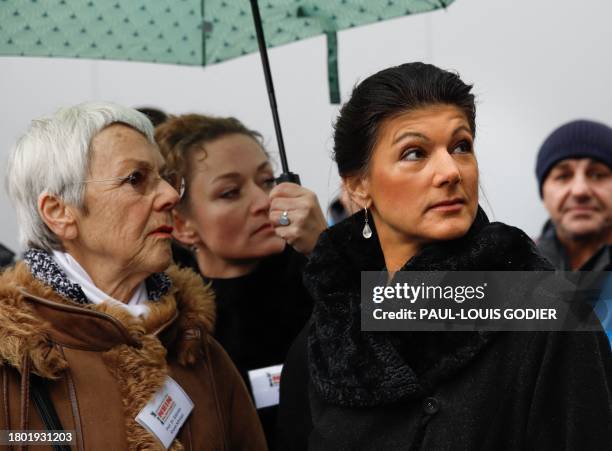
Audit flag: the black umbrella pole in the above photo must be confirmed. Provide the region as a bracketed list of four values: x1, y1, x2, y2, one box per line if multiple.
[249, 0, 300, 185]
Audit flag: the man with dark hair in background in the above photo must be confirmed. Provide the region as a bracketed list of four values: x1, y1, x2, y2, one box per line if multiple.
[136, 106, 168, 127]
[536, 119, 611, 270]
[535, 119, 612, 345]
[0, 243, 14, 268]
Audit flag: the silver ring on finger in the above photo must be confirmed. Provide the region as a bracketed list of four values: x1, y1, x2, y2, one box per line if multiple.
[278, 210, 291, 226]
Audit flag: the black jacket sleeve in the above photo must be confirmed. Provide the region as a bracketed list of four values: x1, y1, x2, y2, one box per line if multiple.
[526, 330, 612, 449]
[277, 323, 312, 451]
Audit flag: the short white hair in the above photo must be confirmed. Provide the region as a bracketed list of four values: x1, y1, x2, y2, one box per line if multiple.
[6, 101, 155, 251]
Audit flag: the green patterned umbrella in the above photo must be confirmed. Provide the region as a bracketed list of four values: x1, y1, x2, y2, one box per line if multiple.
[0, 0, 455, 176]
[0, 0, 454, 101]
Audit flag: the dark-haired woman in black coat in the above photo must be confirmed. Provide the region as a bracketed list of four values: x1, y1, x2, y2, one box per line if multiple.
[155, 114, 327, 449]
[277, 62, 612, 450]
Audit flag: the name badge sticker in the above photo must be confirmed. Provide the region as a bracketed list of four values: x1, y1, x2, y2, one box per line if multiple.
[135, 376, 194, 449]
[248, 364, 283, 409]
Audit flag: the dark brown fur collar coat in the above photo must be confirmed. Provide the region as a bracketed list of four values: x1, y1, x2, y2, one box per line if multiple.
[0, 262, 266, 450]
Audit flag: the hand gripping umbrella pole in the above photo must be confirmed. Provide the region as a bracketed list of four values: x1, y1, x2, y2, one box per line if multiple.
[249, 0, 301, 185]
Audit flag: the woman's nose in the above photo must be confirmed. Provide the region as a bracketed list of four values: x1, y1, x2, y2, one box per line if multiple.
[155, 178, 180, 211]
[432, 150, 462, 187]
[250, 184, 272, 214]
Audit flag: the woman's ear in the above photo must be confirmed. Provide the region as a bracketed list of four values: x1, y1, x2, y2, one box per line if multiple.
[342, 175, 371, 210]
[38, 193, 78, 241]
[172, 209, 201, 246]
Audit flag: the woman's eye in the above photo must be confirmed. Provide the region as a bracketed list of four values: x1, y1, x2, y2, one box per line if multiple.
[220, 188, 240, 199]
[451, 140, 472, 154]
[124, 170, 147, 187]
[400, 148, 425, 161]
[262, 177, 276, 190]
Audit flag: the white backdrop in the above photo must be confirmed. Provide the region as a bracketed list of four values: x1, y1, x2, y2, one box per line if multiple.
[2, 0, 612, 254]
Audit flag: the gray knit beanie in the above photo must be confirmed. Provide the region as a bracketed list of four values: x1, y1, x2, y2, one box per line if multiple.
[535, 119, 612, 196]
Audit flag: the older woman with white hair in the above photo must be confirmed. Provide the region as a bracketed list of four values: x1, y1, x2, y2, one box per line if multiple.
[0, 102, 266, 450]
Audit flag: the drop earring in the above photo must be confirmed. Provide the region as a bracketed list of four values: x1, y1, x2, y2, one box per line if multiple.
[362, 206, 372, 239]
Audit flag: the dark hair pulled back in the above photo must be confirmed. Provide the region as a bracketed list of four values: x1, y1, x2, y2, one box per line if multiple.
[333, 62, 476, 178]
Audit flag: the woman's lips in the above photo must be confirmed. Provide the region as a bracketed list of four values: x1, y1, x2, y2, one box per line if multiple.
[429, 198, 466, 212]
[253, 223, 274, 235]
[149, 225, 174, 237]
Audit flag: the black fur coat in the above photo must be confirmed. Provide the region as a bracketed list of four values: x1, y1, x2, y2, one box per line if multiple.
[277, 209, 612, 451]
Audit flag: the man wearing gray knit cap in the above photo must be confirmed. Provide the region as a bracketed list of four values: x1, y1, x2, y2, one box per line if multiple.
[535, 119, 612, 348]
[536, 119, 612, 271]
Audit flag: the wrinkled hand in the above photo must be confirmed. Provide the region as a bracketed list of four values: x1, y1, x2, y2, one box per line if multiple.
[269, 182, 327, 255]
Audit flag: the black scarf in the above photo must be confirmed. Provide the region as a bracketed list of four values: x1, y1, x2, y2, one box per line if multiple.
[23, 248, 171, 305]
[304, 207, 552, 407]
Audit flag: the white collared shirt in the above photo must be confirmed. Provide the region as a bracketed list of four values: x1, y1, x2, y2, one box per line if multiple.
[52, 250, 150, 317]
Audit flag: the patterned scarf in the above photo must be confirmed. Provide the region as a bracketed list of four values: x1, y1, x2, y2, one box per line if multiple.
[23, 248, 171, 305]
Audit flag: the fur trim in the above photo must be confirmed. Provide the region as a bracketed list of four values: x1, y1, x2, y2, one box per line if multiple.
[0, 263, 68, 378]
[0, 263, 216, 450]
[305, 207, 554, 407]
[100, 265, 215, 450]
[164, 265, 215, 366]
[101, 337, 179, 451]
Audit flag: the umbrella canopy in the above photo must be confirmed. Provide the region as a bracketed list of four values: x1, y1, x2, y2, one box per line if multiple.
[0, 0, 455, 103]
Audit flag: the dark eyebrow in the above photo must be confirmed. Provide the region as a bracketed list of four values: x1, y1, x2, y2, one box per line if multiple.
[212, 161, 272, 183]
[392, 132, 430, 145]
[257, 161, 273, 172]
[587, 159, 610, 169]
[551, 162, 572, 172]
[212, 172, 241, 183]
[452, 125, 473, 137]
[392, 125, 472, 145]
